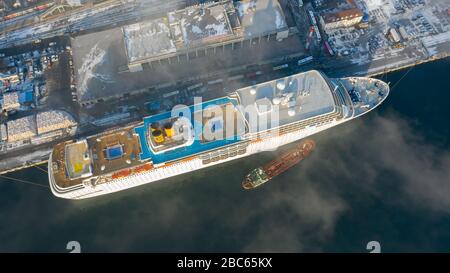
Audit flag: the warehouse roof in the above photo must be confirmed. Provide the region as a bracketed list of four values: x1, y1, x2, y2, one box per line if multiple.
[36, 110, 76, 135]
[236, 0, 288, 38]
[322, 8, 363, 24]
[1, 91, 20, 111]
[123, 18, 176, 63]
[123, 0, 288, 64]
[168, 2, 235, 48]
[7, 115, 37, 142]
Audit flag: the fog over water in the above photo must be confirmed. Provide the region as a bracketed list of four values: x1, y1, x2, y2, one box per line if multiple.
[0, 59, 449, 252]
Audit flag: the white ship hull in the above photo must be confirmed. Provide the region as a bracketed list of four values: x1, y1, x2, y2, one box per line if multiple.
[48, 74, 390, 199]
[49, 118, 344, 199]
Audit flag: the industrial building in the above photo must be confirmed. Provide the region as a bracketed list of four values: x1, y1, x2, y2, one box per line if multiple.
[1, 91, 20, 112]
[3, 110, 76, 143]
[320, 8, 363, 31]
[123, 0, 289, 72]
[317, 0, 363, 31]
[0, 67, 20, 89]
[6, 115, 37, 142]
[388, 28, 401, 43]
[36, 110, 77, 135]
[71, 0, 293, 105]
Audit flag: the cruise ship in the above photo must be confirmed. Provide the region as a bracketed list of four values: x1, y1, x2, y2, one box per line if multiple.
[48, 70, 389, 199]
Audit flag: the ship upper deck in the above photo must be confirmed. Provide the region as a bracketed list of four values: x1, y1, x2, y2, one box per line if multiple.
[88, 129, 142, 176]
[235, 70, 337, 134]
[51, 127, 142, 188]
[134, 97, 247, 164]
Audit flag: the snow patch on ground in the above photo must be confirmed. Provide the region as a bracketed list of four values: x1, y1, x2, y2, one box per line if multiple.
[191, 25, 202, 34]
[0, 148, 52, 169]
[77, 44, 108, 98]
[421, 31, 450, 56]
[275, 10, 286, 29]
[237, 0, 256, 17]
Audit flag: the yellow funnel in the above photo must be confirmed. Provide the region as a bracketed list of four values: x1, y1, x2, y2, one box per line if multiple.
[152, 130, 165, 143]
[164, 123, 175, 138]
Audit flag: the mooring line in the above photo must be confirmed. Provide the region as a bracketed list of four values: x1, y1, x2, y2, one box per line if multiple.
[34, 165, 48, 174]
[391, 64, 415, 91]
[0, 174, 49, 189]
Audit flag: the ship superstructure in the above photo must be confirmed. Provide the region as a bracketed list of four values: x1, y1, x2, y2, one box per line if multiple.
[48, 70, 389, 199]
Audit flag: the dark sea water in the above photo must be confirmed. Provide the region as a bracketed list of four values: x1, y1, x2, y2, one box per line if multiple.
[0, 58, 449, 252]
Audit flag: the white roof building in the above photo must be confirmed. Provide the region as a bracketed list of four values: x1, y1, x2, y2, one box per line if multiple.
[36, 110, 77, 135]
[123, 18, 177, 64]
[7, 115, 37, 142]
[122, 0, 288, 71]
[5, 110, 76, 142]
[1, 91, 20, 112]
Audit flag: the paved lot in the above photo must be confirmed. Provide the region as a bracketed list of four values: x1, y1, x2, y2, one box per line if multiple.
[72, 28, 305, 104]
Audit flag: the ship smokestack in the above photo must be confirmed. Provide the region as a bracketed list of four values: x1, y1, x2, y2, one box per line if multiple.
[150, 122, 160, 132]
[152, 129, 165, 143]
[164, 122, 175, 138]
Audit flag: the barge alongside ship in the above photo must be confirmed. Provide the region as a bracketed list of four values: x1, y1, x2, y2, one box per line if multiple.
[48, 70, 389, 199]
[242, 139, 315, 190]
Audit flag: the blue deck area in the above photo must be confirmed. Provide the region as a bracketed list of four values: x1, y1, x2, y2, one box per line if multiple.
[134, 97, 243, 164]
[106, 145, 124, 160]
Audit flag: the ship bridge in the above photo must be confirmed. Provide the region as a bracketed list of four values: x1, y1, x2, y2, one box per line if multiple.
[234, 70, 350, 138]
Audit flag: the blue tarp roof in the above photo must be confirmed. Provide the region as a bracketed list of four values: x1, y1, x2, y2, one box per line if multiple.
[362, 13, 369, 22]
[19, 91, 33, 103]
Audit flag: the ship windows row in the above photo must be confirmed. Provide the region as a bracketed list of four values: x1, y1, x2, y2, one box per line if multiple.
[200, 142, 249, 165]
[251, 111, 341, 141]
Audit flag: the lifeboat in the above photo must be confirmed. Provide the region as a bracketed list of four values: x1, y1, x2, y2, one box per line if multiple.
[134, 164, 153, 174]
[112, 169, 131, 179]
